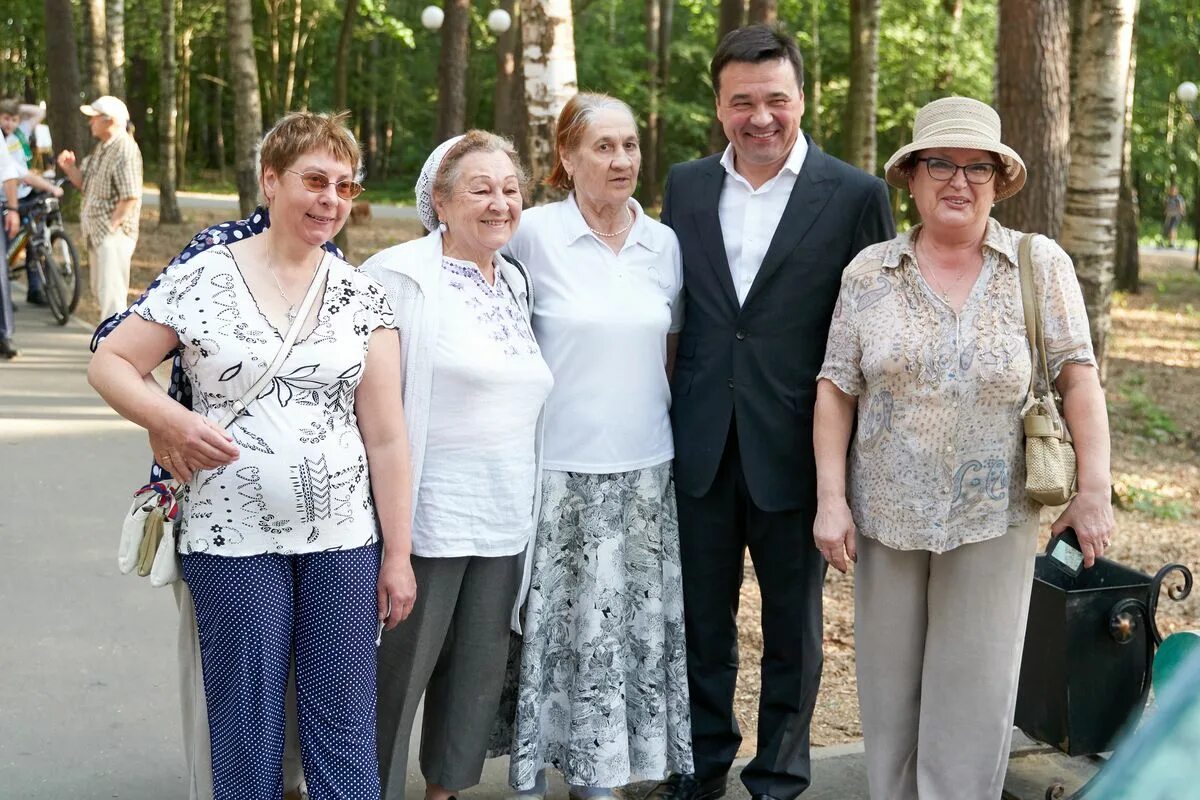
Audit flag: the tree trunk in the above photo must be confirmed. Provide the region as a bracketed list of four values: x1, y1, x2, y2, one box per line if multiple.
[84, 0, 110, 98]
[521, 0, 578, 201]
[494, 0, 522, 140]
[283, 0, 303, 112]
[747, 0, 776, 24]
[158, 0, 181, 224]
[212, 41, 226, 178]
[106, 0, 126, 98]
[1114, 23, 1139, 293]
[994, 0, 1071, 237]
[654, 0, 672, 207]
[43, 0, 86, 160]
[932, 0, 963, 92]
[333, 0, 359, 110]
[640, 0, 661, 208]
[845, 0, 880, 173]
[436, 0, 471, 141]
[1058, 0, 1138, 378]
[809, 0, 821, 145]
[177, 27, 193, 188]
[263, 0, 282, 122]
[227, 0, 263, 216]
[708, 0, 746, 154]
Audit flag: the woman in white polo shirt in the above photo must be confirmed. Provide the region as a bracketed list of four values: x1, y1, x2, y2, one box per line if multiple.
[503, 92, 693, 800]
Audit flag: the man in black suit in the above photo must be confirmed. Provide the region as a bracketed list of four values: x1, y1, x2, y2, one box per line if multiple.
[649, 25, 895, 800]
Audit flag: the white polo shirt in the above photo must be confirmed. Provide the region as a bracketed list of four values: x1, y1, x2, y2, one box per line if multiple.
[505, 194, 684, 473]
[718, 135, 808, 305]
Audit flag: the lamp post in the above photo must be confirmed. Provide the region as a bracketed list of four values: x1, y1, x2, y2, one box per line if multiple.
[1177, 80, 1200, 272]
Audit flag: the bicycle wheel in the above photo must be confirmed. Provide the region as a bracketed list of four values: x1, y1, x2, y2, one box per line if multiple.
[39, 252, 70, 325]
[50, 230, 83, 313]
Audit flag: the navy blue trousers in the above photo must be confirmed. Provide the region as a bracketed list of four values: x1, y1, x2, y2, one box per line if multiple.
[182, 543, 381, 800]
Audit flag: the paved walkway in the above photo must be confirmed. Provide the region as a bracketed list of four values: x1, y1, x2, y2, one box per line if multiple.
[0, 310, 1098, 799]
[141, 187, 421, 221]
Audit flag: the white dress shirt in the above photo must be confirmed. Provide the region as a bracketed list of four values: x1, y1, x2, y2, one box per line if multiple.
[718, 135, 809, 305]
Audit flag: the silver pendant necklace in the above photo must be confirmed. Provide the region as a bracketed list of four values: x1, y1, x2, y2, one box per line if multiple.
[266, 239, 320, 323]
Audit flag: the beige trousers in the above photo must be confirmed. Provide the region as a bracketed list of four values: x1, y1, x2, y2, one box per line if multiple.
[88, 231, 136, 321]
[854, 519, 1039, 800]
[174, 581, 304, 800]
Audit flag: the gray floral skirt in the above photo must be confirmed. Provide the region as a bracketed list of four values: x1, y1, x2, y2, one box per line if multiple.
[505, 463, 694, 789]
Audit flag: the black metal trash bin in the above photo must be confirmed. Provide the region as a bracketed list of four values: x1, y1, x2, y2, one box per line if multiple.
[1015, 553, 1192, 758]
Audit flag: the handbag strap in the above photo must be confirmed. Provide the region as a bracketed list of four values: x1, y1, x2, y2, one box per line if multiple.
[216, 251, 330, 429]
[1017, 233, 1054, 400]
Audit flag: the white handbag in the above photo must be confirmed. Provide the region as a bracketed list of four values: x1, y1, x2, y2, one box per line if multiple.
[117, 253, 331, 586]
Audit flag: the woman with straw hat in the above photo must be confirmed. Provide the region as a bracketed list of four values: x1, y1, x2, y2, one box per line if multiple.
[812, 96, 1114, 798]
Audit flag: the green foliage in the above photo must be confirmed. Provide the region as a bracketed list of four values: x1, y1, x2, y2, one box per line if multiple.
[1115, 484, 1193, 520]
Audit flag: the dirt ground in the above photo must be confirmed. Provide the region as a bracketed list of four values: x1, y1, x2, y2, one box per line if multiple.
[71, 212, 1200, 752]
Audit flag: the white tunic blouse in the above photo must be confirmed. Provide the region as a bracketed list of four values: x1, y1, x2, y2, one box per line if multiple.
[133, 246, 396, 557]
[505, 195, 684, 473]
[412, 257, 554, 557]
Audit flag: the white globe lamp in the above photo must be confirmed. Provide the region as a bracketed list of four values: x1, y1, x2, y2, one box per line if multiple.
[421, 5, 445, 31]
[486, 8, 512, 34]
[1179, 81, 1199, 105]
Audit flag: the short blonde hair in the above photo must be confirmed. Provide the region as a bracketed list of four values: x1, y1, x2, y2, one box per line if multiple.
[258, 110, 361, 183]
[432, 129, 528, 206]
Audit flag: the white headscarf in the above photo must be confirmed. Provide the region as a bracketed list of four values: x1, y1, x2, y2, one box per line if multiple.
[415, 135, 466, 232]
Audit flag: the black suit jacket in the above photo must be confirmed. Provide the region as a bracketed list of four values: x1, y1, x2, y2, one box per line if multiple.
[663, 136, 896, 512]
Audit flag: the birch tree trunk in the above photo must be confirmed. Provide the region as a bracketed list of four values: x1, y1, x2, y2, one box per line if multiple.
[995, 0, 1070, 237]
[1058, 0, 1138, 378]
[158, 0, 181, 224]
[521, 0, 577, 201]
[436, 0, 472, 141]
[85, 0, 110, 98]
[227, 0, 263, 216]
[106, 0, 126, 98]
[845, 0, 880, 174]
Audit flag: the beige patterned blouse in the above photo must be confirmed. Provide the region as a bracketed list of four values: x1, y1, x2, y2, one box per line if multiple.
[817, 219, 1096, 553]
[79, 131, 143, 249]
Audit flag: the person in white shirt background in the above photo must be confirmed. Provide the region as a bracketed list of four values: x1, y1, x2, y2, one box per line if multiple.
[1, 142, 22, 359]
[364, 130, 554, 800]
[499, 92, 693, 800]
[1, 98, 64, 307]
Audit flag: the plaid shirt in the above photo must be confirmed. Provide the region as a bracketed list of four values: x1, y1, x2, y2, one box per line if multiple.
[91, 207, 343, 483]
[80, 131, 143, 248]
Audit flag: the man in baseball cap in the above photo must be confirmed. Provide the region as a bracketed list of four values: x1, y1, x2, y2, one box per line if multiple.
[57, 95, 142, 320]
[79, 95, 131, 125]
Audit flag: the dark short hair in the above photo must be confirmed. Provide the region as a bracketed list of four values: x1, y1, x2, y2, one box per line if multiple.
[710, 24, 804, 98]
[895, 150, 1014, 196]
[0, 98, 18, 116]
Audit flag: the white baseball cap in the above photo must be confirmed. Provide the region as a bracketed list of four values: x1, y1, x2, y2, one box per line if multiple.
[80, 96, 130, 124]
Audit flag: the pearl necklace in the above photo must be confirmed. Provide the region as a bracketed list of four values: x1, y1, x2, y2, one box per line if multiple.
[585, 205, 634, 238]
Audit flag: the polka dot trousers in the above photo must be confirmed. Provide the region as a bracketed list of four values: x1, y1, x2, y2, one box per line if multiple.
[182, 543, 381, 800]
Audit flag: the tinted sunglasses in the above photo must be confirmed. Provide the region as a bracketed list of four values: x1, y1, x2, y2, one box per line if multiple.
[284, 169, 365, 200]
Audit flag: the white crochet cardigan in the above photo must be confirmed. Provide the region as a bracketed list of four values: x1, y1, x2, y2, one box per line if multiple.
[361, 230, 543, 632]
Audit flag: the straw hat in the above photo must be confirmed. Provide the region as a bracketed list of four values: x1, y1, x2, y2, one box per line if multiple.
[883, 96, 1027, 202]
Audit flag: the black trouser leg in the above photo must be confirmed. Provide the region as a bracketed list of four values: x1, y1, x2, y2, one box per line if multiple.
[676, 428, 747, 783]
[740, 499, 824, 800]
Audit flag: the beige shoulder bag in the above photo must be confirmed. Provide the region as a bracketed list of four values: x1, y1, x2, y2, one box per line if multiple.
[1017, 233, 1078, 506]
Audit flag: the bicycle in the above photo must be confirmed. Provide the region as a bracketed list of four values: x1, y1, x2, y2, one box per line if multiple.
[5, 182, 81, 325]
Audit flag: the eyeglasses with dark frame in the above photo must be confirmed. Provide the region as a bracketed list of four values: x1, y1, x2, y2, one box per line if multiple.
[284, 169, 365, 200]
[915, 157, 998, 185]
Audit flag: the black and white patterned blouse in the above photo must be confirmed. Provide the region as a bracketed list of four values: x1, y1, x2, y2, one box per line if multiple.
[134, 245, 396, 557]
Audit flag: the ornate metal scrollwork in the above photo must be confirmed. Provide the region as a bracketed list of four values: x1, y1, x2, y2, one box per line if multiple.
[1147, 563, 1193, 645]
